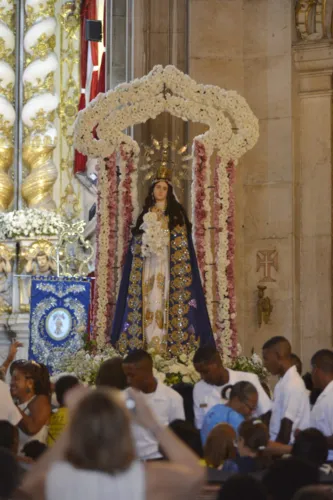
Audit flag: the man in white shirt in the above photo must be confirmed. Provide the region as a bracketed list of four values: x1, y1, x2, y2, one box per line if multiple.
[0, 380, 22, 426]
[192, 346, 272, 429]
[262, 336, 310, 444]
[122, 349, 185, 460]
[310, 349, 333, 461]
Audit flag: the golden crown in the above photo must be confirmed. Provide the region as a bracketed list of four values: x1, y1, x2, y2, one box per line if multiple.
[141, 136, 192, 188]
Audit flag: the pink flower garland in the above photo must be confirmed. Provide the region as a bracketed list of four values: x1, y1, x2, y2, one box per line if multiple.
[120, 144, 136, 266]
[226, 160, 237, 357]
[192, 140, 208, 285]
[93, 153, 118, 343]
[213, 157, 222, 350]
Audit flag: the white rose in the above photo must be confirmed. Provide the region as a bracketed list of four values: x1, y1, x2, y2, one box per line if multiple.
[179, 353, 187, 363]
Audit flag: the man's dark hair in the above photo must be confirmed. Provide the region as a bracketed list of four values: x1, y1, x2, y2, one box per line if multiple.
[291, 353, 303, 375]
[123, 349, 153, 367]
[22, 440, 47, 460]
[218, 474, 267, 500]
[96, 357, 127, 390]
[311, 349, 333, 374]
[55, 375, 80, 407]
[262, 336, 290, 350]
[263, 457, 319, 500]
[193, 346, 220, 365]
[292, 428, 328, 467]
[0, 421, 16, 451]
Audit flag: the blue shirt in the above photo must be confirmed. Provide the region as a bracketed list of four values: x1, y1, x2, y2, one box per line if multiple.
[200, 403, 244, 445]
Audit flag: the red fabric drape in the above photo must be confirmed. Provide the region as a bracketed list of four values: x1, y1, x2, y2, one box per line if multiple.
[74, 0, 99, 174]
[89, 0, 99, 101]
[97, 0, 106, 95]
[74, 0, 90, 174]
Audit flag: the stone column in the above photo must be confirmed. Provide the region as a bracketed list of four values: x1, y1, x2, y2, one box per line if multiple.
[293, 41, 333, 364]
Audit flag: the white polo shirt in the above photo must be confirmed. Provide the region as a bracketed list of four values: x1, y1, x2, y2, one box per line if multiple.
[127, 380, 185, 460]
[269, 365, 310, 444]
[310, 380, 333, 461]
[193, 369, 272, 429]
[0, 380, 22, 425]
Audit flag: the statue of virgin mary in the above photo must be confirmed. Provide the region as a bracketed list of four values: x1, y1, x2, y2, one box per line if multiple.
[110, 161, 215, 356]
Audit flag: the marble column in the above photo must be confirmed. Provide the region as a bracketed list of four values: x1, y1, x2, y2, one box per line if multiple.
[293, 41, 333, 364]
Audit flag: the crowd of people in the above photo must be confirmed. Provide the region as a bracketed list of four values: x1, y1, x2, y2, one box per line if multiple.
[0, 336, 332, 499]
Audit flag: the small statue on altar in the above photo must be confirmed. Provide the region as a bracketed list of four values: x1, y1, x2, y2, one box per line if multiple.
[24, 250, 57, 277]
[110, 151, 215, 356]
[20, 248, 57, 311]
[0, 247, 13, 312]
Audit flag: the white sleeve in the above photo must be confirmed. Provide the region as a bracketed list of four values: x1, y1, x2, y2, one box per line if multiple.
[283, 386, 305, 423]
[193, 383, 205, 430]
[250, 375, 272, 417]
[169, 392, 185, 422]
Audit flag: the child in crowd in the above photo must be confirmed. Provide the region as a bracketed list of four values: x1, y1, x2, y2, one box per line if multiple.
[202, 423, 238, 471]
[235, 419, 270, 473]
[47, 375, 80, 447]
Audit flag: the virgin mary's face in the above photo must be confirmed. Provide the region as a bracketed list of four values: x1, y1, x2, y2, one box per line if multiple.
[153, 181, 168, 202]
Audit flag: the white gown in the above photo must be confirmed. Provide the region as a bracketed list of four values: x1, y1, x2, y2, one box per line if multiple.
[141, 203, 170, 352]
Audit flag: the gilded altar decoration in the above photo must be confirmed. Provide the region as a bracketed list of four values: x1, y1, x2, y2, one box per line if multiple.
[0, 0, 15, 211]
[55, 220, 94, 277]
[58, 1, 81, 222]
[21, 0, 59, 210]
[19, 239, 57, 312]
[257, 285, 273, 327]
[74, 65, 259, 360]
[295, 0, 331, 40]
[28, 277, 91, 373]
[0, 241, 15, 313]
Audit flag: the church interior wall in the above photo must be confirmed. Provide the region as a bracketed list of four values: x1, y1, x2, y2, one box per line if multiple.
[127, 0, 333, 368]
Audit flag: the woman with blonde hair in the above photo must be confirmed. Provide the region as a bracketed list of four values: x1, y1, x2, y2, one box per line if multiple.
[203, 423, 238, 471]
[17, 386, 205, 500]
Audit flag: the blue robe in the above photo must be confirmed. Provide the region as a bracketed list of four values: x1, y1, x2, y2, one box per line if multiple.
[110, 224, 215, 355]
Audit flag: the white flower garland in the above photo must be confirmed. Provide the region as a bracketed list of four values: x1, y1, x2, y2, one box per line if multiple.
[116, 151, 125, 291]
[203, 147, 214, 324]
[216, 158, 232, 362]
[74, 65, 259, 353]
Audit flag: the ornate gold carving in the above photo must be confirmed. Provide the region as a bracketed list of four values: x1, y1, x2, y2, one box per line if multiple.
[0, 81, 14, 102]
[19, 239, 57, 312]
[55, 220, 95, 277]
[22, 132, 57, 208]
[0, 133, 14, 210]
[22, 0, 58, 210]
[257, 285, 273, 327]
[24, 72, 54, 102]
[0, 242, 15, 314]
[0, 0, 15, 211]
[25, 0, 55, 29]
[29, 33, 56, 62]
[0, 3, 15, 29]
[58, 0, 81, 222]
[295, 0, 328, 40]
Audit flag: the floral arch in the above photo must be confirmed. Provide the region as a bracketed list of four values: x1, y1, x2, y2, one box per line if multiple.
[74, 65, 259, 361]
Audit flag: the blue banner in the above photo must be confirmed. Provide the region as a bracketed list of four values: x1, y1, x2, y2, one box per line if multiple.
[29, 277, 91, 373]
